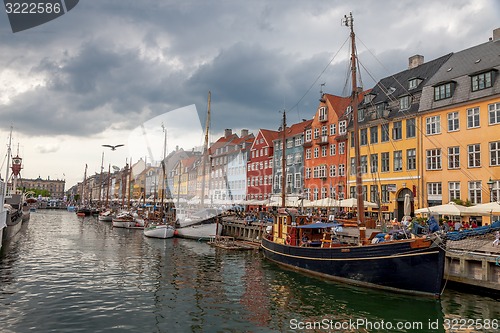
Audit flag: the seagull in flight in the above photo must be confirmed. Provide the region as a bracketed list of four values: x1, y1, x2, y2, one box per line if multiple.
[102, 144, 125, 151]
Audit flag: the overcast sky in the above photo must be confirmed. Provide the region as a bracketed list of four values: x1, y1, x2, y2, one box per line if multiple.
[0, 0, 499, 189]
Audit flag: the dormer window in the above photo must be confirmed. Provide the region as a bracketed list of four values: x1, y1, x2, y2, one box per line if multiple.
[364, 93, 375, 104]
[470, 70, 495, 92]
[408, 78, 422, 90]
[433, 82, 455, 101]
[399, 95, 411, 110]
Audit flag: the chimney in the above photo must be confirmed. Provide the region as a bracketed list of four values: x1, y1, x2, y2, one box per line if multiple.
[224, 129, 232, 138]
[408, 55, 424, 69]
[493, 28, 500, 41]
[240, 129, 249, 137]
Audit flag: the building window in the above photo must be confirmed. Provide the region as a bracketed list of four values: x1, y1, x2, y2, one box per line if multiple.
[321, 125, 328, 137]
[489, 102, 500, 125]
[392, 121, 402, 140]
[447, 111, 459, 132]
[314, 147, 319, 158]
[427, 182, 442, 196]
[468, 181, 482, 204]
[339, 142, 345, 155]
[313, 188, 318, 200]
[399, 95, 411, 110]
[426, 116, 441, 135]
[370, 126, 378, 144]
[329, 124, 336, 135]
[448, 146, 460, 169]
[295, 136, 303, 146]
[339, 121, 347, 134]
[321, 145, 327, 157]
[360, 128, 368, 145]
[381, 152, 389, 172]
[338, 164, 345, 176]
[426, 148, 442, 170]
[393, 150, 403, 171]
[329, 143, 336, 156]
[467, 107, 480, 128]
[468, 144, 481, 167]
[329, 165, 336, 177]
[306, 149, 311, 160]
[381, 185, 389, 203]
[313, 128, 320, 139]
[305, 129, 312, 142]
[449, 182, 460, 201]
[434, 82, 453, 101]
[408, 78, 421, 90]
[370, 185, 379, 203]
[471, 71, 493, 91]
[406, 118, 416, 138]
[491, 141, 500, 166]
[370, 154, 378, 173]
[305, 168, 311, 179]
[407, 149, 416, 170]
[361, 155, 368, 174]
[492, 180, 500, 202]
[381, 124, 389, 142]
[319, 107, 328, 121]
[294, 173, 301, 189]
[350, 157, 356, 175]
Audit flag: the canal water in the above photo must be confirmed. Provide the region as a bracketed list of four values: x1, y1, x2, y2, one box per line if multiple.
[1, 210, 499, 333]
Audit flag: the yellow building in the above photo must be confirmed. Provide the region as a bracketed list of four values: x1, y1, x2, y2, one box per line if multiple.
[419, 31, 500, 224]
[348, 54, 452, 222]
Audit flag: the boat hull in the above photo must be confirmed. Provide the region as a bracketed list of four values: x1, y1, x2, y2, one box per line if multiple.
[175, 222, 222, 241]
[144, 225, 175, 239]
[2, 212, 23, 241]
[261, 238, 445, 297]
[112, 220, 135, 228]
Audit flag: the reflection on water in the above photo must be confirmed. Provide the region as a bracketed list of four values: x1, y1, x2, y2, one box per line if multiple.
[0, 210, 498, 332]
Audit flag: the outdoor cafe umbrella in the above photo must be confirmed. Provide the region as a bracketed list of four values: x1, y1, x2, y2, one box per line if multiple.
[336, 197, 378, 208]
[403, 193, 412, 217]
[415, 202, 471, 216]
[466, 201, 500, 215]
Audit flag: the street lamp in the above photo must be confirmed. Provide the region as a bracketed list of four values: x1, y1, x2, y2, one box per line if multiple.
[487, 177, 494, 202]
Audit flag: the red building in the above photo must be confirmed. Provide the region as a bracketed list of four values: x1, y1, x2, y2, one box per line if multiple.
[246, 129, 279, 201]
[303, 92, 368, 201]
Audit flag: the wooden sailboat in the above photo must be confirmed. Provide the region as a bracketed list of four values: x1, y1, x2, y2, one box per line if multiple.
[260, 13, 446, 298]
[76, 164, 91, 216]
[175, 91, 223, 240]
[144, 124, 175, 239]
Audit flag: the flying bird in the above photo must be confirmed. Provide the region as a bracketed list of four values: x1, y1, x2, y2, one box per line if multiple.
[102, 144, 125, 151]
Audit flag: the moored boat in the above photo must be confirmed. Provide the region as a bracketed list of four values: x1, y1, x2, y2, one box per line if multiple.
[144, 222, 175, 239]
[261, 209, 445, 297]
[175, 220, 222, 241]
[98, 210, 114, 222]
[112, 212, 135, 228]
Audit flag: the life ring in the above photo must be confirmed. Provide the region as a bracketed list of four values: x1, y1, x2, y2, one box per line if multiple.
[285, 235, 291, 245]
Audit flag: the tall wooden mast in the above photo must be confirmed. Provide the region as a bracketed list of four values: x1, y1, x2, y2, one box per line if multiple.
[281, 110, 287, 208]
[201, 91, 211, 207]
[344, 12, 366, 241]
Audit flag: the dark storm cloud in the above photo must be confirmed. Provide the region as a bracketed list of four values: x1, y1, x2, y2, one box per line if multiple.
[0, 0, 497, 139]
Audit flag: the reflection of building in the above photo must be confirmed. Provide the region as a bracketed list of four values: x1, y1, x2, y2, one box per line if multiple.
[22, 176, 65, 199]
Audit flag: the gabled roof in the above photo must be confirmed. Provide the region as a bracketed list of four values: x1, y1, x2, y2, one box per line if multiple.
[252, 129, 279, 149]
[427, 40, 500, 85]
[275, 119, 313, 140]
